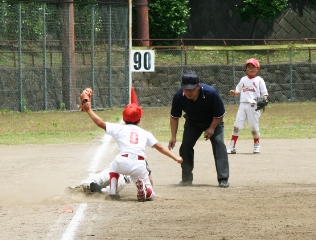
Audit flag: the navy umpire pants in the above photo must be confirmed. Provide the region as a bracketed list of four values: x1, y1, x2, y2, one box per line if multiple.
[179, 119, 229, 183]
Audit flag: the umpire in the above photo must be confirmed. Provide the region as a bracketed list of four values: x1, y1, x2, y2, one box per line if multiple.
[168, 72, 230, 187]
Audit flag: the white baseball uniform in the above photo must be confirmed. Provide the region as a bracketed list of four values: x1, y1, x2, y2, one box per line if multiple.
[105, 122, 158, 199]
[80, 168, 131, 193]
[232, 75, 268, 137]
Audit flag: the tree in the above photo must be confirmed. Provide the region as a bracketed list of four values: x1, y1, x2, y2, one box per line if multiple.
[287, 0, 316, 16]
[237, 0, 288, 40]
[148, 0, 190, 45]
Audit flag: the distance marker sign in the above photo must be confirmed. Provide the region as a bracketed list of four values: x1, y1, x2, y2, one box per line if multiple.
[131, 50, 155, 72]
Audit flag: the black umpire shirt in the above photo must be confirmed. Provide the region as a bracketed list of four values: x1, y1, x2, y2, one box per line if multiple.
[170, 84, 226, 125]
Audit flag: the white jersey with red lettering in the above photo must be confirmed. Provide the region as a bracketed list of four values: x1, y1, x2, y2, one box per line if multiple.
[105, 122, 158, 158]
[236, 76, 268, 103]
[105, 122, 158, 199]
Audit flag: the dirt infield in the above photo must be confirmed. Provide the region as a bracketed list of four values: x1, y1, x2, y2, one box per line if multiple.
[1, 138, 316, 239]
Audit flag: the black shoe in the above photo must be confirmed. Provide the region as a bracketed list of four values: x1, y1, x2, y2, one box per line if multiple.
[218, 179, 229, 188]
[179, 180, 192, 186]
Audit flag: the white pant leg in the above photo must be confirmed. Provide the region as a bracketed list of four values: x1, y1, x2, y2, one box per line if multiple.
[232, 103, 248, 136]
[110, 154, 155, 199]
[246, 106, 261, 138]
[80, 167, 130, 193]
[80, 168, 110, 192]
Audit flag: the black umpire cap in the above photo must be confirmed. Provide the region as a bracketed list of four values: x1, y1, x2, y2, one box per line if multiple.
[181, 72, 199, 90]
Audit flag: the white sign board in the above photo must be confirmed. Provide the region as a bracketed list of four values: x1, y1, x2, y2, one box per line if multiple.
[131, 50, 155, 72]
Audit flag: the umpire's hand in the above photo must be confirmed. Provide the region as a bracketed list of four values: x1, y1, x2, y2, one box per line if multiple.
[168, 137, 176, 150]
[204, 127, 215, 140]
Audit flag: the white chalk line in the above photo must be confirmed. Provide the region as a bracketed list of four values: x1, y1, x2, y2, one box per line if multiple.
[60, 133, 113, 240]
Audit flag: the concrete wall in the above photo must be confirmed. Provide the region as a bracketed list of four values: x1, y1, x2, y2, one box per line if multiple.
[1, 63, 315, 111]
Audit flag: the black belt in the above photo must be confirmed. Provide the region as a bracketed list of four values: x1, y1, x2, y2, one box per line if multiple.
[122, 154, 144, 160]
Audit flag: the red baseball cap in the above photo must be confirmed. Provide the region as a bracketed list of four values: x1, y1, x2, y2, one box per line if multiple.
[246, 58, 260, 68]
[123, 103, 144, 122]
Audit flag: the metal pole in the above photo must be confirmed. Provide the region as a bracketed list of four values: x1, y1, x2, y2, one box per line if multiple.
[91, 4, 95, 107]
[107, 5, 112, 107]
[69, 2, 76, 110]
[181, 46, 184, 76]
[135, 0, 149, 46]
[232, 50, 236, 104]
[43, 2, 47, 110]
[128, 0, 132, 104]
[289, 48, 293, 101]
[18, 2, 23, 112]
[68, 4, 71, 109]
[124, 1, 129, 105]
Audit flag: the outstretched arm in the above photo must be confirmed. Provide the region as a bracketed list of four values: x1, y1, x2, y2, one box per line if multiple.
[153, 142, 183, 164]
[84, 102, 106, 130]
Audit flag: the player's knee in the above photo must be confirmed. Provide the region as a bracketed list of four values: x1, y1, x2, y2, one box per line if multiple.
[251, 130, 259, 138]
[232, 126, 240, 135]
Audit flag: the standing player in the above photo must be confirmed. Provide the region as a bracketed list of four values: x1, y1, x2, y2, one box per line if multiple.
[81, 101, 182, 201]
[168, 72, 229, 188]
[227, 58, 268, 154]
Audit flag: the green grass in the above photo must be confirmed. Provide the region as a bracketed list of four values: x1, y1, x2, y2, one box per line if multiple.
[0, 102, 315, 145]
[1, 45, 316, 67]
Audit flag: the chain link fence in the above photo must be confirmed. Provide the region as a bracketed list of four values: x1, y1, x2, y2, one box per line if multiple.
[0, 1, 130, 112]
[133, 45, 316, 107]
[0, 1, 316, 112]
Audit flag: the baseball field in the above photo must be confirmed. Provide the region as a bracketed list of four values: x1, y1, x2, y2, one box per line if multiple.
[0, 102, 315, 239]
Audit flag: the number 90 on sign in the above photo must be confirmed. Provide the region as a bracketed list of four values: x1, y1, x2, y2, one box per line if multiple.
[131, 50, 155, 72]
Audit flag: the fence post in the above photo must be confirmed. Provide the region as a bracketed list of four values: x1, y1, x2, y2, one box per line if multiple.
[18, 2, 23, 112]
[232, 50, 237, 104]
[91, 4, 95, 108]
[43, 2, 47, 110]
[107, 4, 113, 108]
[289, 48, 293, 101]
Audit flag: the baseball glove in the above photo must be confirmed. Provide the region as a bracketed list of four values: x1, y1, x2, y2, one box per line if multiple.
[80, 88, 93, 111]
[255, 97, 268, 111]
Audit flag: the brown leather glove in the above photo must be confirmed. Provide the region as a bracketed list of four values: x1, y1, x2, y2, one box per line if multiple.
[80, 88, 93, 111]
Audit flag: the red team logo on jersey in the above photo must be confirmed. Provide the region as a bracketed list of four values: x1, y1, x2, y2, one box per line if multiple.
[242, 86, 255, 92]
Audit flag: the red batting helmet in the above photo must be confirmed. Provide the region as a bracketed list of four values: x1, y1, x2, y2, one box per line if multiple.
[123, 103, 144, 123]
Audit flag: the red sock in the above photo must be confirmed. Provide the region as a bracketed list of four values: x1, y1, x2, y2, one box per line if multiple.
[146, 187, 153, 198]
[254, 138, 259, 144]
[109, 172, 120, 193]
[231, 135, 238, 147]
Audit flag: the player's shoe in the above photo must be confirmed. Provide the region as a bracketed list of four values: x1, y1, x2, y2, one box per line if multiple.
[253, 143, 260, 154]
[218, 179, 229, 188]
[136, 179, 146, 202]
[179, 180, 192, 186]
[101, 187, 110, 194]
[227, 146, 236, 154]
[124, 175, 132, 183]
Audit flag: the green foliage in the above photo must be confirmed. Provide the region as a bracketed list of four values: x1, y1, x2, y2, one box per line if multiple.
[21, 98, 27, 112]
[60, 102, 66, 111]
[236, 0, 288, 40]
[237, 0, 288, 23]
[149, 0, 190, 45]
